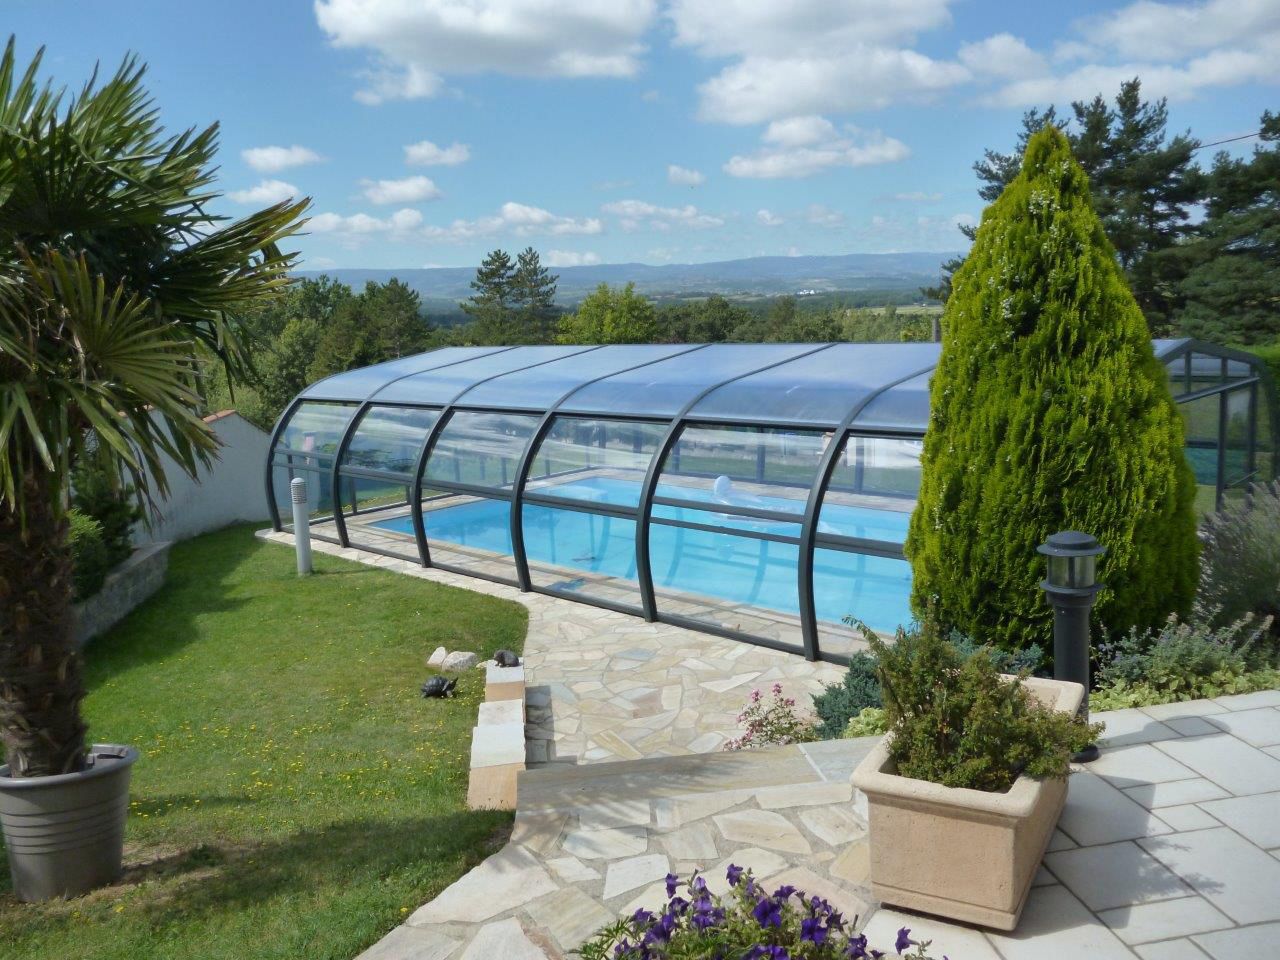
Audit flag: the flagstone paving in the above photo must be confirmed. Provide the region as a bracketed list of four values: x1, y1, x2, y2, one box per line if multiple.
[258, 533, 1280, 960]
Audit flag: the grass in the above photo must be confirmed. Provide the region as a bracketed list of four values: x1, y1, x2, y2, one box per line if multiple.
[0, 525, 528, 960]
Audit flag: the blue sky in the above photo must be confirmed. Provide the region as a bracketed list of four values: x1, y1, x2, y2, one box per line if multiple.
[11, 0, 1279, 270]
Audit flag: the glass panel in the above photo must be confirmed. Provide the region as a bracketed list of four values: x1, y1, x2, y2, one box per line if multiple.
[1257, 387, 1275, 483]
[649, 523, 804, 651]
[813, 548, 913, 655]
[1189, 352, 1225, 391]
[460, 344, 692, 410]
[825, 436, 923, 505]
[524, 504, 642, 606]
[659, 425, 825, 504]
[1226, 359, 1252, 379]
[525, 418, 666, 508]
[691, 342, 940, 426]
[374, 346, 591, 405]
[853, 371, 932, 430]
[364, 489, 518, 580]
[338, 476, 419, 560]
[1225, 388, 1253, 486]
[1179, 393, 1221, 513]
[271, 463, 336, 531]
[561, 344, 815, 417]
[342, 405, 439, 474]
[303, 347, 504, 400]
[278, 402, 358, 462]
[426, 411, 541, 489]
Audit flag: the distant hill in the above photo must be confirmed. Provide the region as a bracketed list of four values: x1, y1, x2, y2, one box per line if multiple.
[298, 251, 959, 305]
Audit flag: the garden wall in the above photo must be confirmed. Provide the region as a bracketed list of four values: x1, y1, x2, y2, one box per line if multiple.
[72, 541, 171, 648]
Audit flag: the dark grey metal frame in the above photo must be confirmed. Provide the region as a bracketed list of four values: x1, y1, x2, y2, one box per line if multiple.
[266, 338, 1280, 665]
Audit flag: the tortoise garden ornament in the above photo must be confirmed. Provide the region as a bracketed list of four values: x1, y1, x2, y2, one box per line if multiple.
[494, 650, 521, 668]
[420, 676, 458, 699]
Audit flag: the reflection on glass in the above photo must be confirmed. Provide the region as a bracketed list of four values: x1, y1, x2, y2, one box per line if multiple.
[525, 418, 665, 506]
[343, 406, 439, 474]
[279, 402, 358, 459]
[826, 436, 923, 501]
[425, 411, 540, 489]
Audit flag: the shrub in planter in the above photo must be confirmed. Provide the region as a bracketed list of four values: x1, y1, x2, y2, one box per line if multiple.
[812, 623, 1045, 741]
[851, 620, 1099, 929]
[578, 866, 941, 960]
[68, 509, 110, 601]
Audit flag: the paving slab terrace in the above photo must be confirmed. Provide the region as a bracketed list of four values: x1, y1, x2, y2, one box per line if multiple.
[259, 532, 1280, 960]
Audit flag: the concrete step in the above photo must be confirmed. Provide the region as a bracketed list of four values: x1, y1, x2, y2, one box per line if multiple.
[517, 736, 880, 812]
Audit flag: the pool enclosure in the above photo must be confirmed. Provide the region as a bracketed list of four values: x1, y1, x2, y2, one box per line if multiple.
[267, 339, 1276, 664]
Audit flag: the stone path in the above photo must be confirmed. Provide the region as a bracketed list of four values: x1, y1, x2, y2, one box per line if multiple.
[258, 532, 1280, 960]
[257, 530, 844, 765]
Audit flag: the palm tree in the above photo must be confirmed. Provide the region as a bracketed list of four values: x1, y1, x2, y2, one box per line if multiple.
[0, 38, 309, 777]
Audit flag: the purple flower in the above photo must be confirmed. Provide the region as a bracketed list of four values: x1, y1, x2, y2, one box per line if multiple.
[772, 884, 797, 901]
[895, 927, 914, 953]
[664, 872, 679, 898]
[746, 948, 790, 960]
[800, 915, 829, 945]
[847, 933, 869, 959]
[690, 874, 708, 894]
[726, 863, 745, 887]
[630, 908, 654, 926]
[753, 896, 783, 929]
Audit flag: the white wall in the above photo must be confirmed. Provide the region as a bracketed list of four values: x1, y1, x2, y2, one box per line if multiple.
[133, 411, 272, 544]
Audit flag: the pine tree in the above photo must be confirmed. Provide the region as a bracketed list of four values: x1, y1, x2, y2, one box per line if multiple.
[1177, 111, 1280, 345]
[927, 81, 1201, 334]
[461, 248, 515, 342]
[906, 126, 1198, 652]
[366, 278, 428, 357]
[510, 247, 559, 342]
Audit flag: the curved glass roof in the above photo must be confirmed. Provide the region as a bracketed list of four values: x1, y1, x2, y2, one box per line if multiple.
[292, 338, 1270, 433]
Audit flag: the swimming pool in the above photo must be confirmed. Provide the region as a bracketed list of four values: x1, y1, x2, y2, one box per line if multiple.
[372, 475, 913, 633]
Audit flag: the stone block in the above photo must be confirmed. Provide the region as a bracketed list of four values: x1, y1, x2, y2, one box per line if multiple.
[478, 699, 524, 726]
[468, 762, 522, 810]
[487, 664, 525, 702]
[470, 722, 526, 768]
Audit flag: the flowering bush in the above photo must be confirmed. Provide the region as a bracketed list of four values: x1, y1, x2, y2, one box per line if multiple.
[842, 707, 888, 739]
[576, 866, 940, 960]
[724, 684, 818, 751]
[1093, 609, 1278, 710]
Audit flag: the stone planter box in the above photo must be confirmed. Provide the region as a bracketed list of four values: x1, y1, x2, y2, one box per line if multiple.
[850, 676, 1084, 931]
[72, 542, 171, 648]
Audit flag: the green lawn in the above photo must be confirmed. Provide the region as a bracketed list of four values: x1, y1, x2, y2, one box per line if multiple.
[0, 525, 528, 960]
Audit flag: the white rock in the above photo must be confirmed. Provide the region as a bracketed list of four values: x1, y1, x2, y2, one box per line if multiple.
[477, 659, 498, 670]
[442, 651, 479, 672]
[427, 646, 448, 668]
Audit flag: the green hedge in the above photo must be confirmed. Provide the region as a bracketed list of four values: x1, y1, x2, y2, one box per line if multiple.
[906, 127, 1199, 651]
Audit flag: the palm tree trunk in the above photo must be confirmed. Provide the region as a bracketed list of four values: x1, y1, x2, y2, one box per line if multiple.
[0, 468, 88, 777]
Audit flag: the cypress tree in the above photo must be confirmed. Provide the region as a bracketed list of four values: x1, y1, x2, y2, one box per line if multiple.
[905, 126, 1198, 652]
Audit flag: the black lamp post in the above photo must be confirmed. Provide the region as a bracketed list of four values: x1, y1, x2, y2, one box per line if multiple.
[1038, 530, 1105, 763]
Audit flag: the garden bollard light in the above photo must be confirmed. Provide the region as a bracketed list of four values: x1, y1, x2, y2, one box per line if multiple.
[290, 477, 313, 576]
[1038, 530, 1104, 763]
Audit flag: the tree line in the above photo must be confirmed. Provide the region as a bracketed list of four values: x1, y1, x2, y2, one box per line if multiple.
[927, 79, 1278, 345]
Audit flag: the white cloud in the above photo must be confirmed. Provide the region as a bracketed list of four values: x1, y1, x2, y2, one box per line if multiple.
[892, 191, 943, 201]
[1086, 0, 1280, 61]
[641, 89, 660, 102]
[951, 212, 977, 228]
[360, 175, 442, 204]
[309, 208, 425, 246]
[668, 1, 965, 123]
[763, 115, 838, 147]
[404, 140, 470, 166]
[725, 125, 909, 179]
[228, 179, 300, 204]
[973, 2, 1280, 107]
[667, 164, 706, 186]
[805, 204, 845, 227]
[602, 199, 724, 231]
[698, 49, 968, 124]
[241, 145, 322, 172]
[544, 250, 602, 267]
[958, 33, 1046, 79]
[757, 209, 784, 227]
[315, 0, 657, 104]
[668, 0, 952, 57]
[420, 202, 604, 243]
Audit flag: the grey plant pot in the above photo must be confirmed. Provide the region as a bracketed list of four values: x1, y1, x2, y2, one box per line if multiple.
[0, 744, 139, 902]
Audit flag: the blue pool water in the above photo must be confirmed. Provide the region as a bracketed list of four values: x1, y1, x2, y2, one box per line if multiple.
[373, 476, 912, 633]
